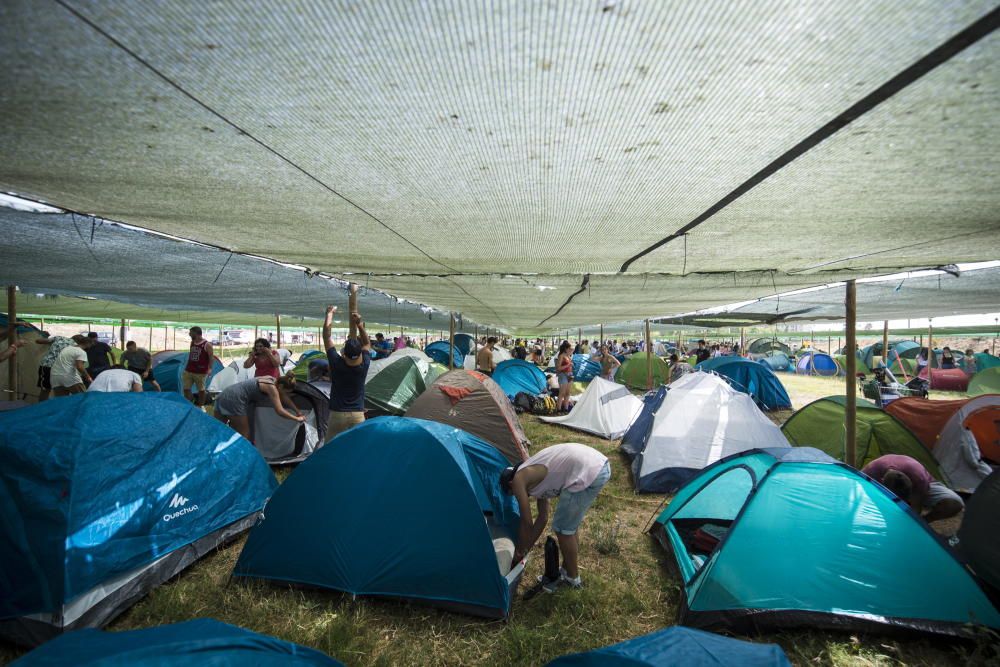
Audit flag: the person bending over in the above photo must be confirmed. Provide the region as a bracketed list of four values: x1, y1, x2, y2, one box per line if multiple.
[123, 340, 161, 391]
[214, 374, 303, 443]
[50, 335, 94, 396]
[500, 443, 610, 593]
[88, 367, 143, 393]
[862, 454, 963, 522]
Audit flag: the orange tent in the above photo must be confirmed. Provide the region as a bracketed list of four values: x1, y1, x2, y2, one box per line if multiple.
[886, 396, 1000, 463]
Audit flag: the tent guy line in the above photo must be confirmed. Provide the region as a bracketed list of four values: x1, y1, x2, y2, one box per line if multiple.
[52, 0, 458, 275]
[618, 5, 1000, 273]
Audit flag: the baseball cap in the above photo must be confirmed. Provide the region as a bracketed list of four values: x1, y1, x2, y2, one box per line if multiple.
[343, 339, 363, 359]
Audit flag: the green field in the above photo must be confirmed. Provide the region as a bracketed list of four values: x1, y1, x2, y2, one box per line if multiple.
[2, 374, 996, 666]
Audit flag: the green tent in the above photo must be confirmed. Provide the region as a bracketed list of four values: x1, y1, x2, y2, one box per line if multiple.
[833, 354, 870, 375]
[618, 352, 670, 390]
[364, 356, 428, 416]
[292, 350, 326, 381]
[424, 362, 448, 385]
[781, 396, 942, 480]
[968, 367, 1000, 397]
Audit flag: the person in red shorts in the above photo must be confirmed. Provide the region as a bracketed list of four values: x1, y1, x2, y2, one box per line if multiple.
[183, 326, 214, 406]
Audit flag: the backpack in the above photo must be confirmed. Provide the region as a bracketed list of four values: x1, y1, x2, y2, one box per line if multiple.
[513, 392, 557, 415]
[513, 392, 535, 414]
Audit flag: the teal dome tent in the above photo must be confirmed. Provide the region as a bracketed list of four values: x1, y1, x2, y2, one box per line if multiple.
[233, 417, 526, 618]
[649, 447, 1000, 636]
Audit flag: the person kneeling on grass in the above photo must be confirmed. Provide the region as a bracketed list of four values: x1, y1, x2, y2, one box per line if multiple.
[213, 374, 304, 443]
[500, 443, 611, 593]
[862, 454, 964, 522]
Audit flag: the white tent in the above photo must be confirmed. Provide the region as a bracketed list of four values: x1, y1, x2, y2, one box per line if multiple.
[208, 361, 254, 395]
[934, 395, 998, 492]
[541, 377, 642, 439]
[631, 372, 789, 493]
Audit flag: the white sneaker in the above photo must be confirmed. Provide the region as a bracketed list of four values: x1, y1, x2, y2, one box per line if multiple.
[542, 568, 581, 593]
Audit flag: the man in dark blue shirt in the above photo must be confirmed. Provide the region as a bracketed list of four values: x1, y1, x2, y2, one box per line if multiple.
[323, 305, 371, 439]
[85, 332, 115, 379]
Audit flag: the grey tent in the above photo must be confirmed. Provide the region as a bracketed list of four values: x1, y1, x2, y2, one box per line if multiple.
[249, 381, 330, 464]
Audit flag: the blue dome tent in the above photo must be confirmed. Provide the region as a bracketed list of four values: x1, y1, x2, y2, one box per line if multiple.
[10, 619, 341, 666]
[620, 386, 668, 460]
[0, 393, 277, 646]
[453, 333, 475, 356]
[757, 352, 791, 372]
[233, 417, 526, 618]
[794, 351, 840, 376]
[492, 359, 547, 399]
[572, 354, 602, 382]
[695, 357, 792, 410]
[546, 626, 790, 667]
[152, 350, 225, 393]
[424, 341, 464, 368]
[649, 447, 1000, 636]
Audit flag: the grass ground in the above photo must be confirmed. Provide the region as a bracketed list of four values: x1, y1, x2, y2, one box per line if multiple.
[2, 374, 996, 665]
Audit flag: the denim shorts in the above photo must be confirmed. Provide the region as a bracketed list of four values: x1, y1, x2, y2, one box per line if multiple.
[557, 372, 571, 386]
[552, 462, 611, 535]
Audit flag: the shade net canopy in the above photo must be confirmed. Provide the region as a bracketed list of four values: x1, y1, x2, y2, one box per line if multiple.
[0, 207, 461, 330]
[657, 265, 1000, 328]
[0, 1, 998, 330]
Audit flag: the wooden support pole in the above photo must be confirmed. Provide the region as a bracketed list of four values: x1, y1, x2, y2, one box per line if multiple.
[348, 283, 358, 339]
[845, 280, 857, 468]
[881, 320, 889, 369]
[599, 323, 604, 346]
[473, 324, 478, 366]
[448, 312, 456, 370]
[7, 286, 17, 398]
[644, 318, 653, 390]
[172, 328, 176, 349]
[218, 324, 224, 360]
[148, 325, 153, 349]
[119, 318, 126, 349]
[275, 314, 282, 349]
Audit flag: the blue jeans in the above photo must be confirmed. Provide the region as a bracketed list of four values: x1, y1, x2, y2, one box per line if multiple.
[552, 462, 611, 535]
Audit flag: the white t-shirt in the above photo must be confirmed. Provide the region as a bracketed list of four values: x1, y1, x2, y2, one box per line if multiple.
[524, 443, 608, 498]
[88, 369, 142, 393]
[50, 347, 89, 388]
